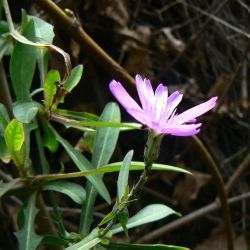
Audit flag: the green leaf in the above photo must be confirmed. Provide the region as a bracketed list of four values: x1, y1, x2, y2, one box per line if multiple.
[64, 64, 83, 92]
[42, 235, 68, 247]
[0, 103, 10, 134]
[118, 150, 133, 202]
[42, 180, 86, 204]
[81, 102, 120, 235]
[4, 119, 25, 166]
[15, 192, 42, 250]
[55, 109, 99, 121]
[52, 125, 110, 203]
[92, 102, 120, 168]
[65, 229, 101, 250]
[0, 136, 10, 163]
[98, 211, 115, 227]
[103, 243, 190, 250]
[38, 162, 190, 183]
[0, 178, 20, 198]
[44, 70, 60, 109]
[117, 208, 129, 236]
[28, 15, 54, 44]
[112, 204, 179, 234]
[13, 101, 40, 123]
[40, 117, 58, 153]
[10, 20, 37, 101]
[56, 109, 99, 121]
[104, 162, 191, 175]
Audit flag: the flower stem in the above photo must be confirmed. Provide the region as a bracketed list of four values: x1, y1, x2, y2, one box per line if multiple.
[99, 131, 162, 237]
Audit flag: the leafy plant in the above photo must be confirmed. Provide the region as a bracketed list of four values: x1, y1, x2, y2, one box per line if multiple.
[0, 1, 191, 249]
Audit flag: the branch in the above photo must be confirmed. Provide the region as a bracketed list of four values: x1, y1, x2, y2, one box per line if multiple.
[136, 192, 250, 243]
[36, 0, 135, 88]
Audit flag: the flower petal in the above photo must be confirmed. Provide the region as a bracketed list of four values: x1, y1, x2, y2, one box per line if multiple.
[109, 79, 143, 114]
[162, 91, 183, 123]
[162, 123, 202, 136]
[173, 97, 217, 124]
[135, 75, 154, 115]
[154, 84, 168, 121]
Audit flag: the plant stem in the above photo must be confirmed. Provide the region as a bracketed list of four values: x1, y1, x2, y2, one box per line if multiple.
[0, 61, 13, 118]
[192, 135, 234, 250]
[99, 131, 163, 237]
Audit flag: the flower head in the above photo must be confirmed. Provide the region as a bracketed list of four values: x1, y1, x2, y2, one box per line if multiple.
[109, 75, 217, 136]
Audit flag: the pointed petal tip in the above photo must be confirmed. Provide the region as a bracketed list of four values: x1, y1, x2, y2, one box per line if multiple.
[109, 79, 118, 87]
[135, 74, 143, 83]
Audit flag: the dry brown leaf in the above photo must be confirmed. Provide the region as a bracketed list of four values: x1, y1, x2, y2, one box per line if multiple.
[173, 170, 211, 208]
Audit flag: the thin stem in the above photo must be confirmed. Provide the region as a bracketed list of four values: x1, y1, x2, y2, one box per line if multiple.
[192, 135, 234, 250]
[0, 61, 13, 118]
[99, 131, 162, 237]
[35, 119, 64, 236]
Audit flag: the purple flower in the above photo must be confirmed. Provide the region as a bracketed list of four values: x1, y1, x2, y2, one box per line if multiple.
[109, 75, 217, 136]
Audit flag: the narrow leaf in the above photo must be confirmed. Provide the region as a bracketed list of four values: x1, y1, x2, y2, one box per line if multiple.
[37, 162, 191, 183]
[118, 150, 133, 202]
[92, 102, 120, 168]
[55, 109, 99, 121]
[13, 101, 40, 123]
[112, 204, 179, 234]
[15, 192, 42, 250]
[81, 102, 120, 235]
[42, 180, 86, 204]
[64, 64, 83, 92]
[104, 243, 190, 250]
[0, 178, 20, 198]
[52, 125, 111, 203]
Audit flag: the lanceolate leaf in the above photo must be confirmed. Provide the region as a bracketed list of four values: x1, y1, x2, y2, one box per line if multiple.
[10, 20, 37, 101]
[36, 162, 190, 183]
[51, 125, 110, 203]
[103, 243, 190, 250]
[111, 204, 179, 234]
[0, 178, 20, 198]
[55, 109, 99, 121]
[81, 102, 120, 235]
[42, 180, 86, 204]
[64, 64, 83, 92]
[117, 150, 133, 202]
[15, 192, 42, 250]
[92, 102, 120, 168]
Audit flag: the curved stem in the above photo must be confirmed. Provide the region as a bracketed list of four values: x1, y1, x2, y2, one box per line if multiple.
[192, 135, 234, 250]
